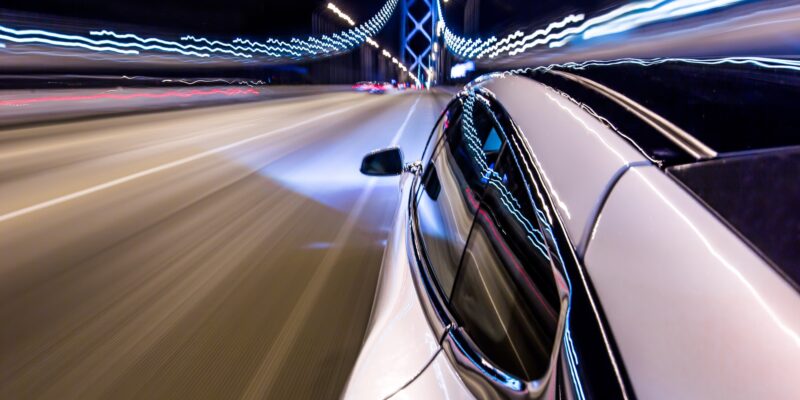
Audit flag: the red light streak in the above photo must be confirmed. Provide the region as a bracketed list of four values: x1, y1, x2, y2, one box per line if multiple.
[0, 88, 259, 106]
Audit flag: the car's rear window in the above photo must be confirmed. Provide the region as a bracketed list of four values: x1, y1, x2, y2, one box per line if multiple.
[668, 148, 800, 289]
[560, 60, 800, 154]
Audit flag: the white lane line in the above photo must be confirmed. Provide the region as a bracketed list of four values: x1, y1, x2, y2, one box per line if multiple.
[0, 96, 382, 223]
[389, 95, 421, 147]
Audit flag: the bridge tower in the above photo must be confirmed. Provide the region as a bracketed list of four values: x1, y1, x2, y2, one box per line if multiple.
[400, 0, 437, 85]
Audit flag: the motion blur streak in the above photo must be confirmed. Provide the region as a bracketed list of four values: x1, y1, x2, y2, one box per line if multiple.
[557, 56, 800, 71]
[442, 0, 746, 57]
[0, 88, 259, 107]
[162, 79, 266, 86]
[0, 91, 373, 223]
[0, 0, 398, 65]
[0, 88, 452, 399]
[494, 56, 800, 78]
[439, 0, 797, 65]
[239, 96, 421, 400]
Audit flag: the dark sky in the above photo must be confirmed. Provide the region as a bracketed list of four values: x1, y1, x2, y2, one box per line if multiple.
[0, 0, 379, 37]
[0, 0, 612, 36]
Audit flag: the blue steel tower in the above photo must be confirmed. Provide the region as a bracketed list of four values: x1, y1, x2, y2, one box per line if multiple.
[400, 0, 437, 85]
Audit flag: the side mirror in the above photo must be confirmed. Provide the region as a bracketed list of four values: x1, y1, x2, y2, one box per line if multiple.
[360, 147, 404, 176]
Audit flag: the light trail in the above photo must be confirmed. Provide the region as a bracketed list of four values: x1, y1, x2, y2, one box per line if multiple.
[328, 3, 357, 26]
[326, 1, 419, 85]
[0, 95, 386, 224]
[161, 78, 267, 86]
[515, 56, 800, 74]
[457, 56, 800, 88]
[0, 0, 399, 63]
[0, 31, 139, 55]
[0, 88, 259, 107]
[438, 0, 752, 61]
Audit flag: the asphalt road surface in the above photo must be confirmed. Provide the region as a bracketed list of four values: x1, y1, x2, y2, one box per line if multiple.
[0, 88, 453, 399]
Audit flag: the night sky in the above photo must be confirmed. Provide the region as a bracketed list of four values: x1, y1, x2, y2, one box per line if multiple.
[0, 0, 358, 37]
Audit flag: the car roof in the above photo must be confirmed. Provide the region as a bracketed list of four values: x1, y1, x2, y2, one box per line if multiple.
[523, 58, 800, 290]
[477, 74, 649, 256]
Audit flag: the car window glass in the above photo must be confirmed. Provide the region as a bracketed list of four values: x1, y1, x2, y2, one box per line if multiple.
[419, 99, 461, 170]
[416, 92, 505, 298]
[447, 94, 504, 199]
[450, 150, 561, 381]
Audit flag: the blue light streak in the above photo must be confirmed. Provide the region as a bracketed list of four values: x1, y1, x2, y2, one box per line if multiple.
[0, 31, 139, 55]
[514, 56, 800, 74]
[485, 14, 585, 58]
[0, 0, 398, 63]
[438, 0, 750, 60]
[580, 0, 744, 41]
[463, 89, 552, 260]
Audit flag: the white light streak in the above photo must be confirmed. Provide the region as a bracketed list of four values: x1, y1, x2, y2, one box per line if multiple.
[327, 3, 357, 26]
[0, 0, 399, 63]
[438, 0, 749, 60]
[326, 1, 417, 85]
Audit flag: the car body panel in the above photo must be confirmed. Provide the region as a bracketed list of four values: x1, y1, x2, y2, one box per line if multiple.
[389, 352, 475, 400]
[479, 76, 649, 255]
[342, 177, 442, 400]
[584, 165, 800, 399]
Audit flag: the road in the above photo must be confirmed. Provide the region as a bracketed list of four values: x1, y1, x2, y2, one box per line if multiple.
[0, 88, 453, 399]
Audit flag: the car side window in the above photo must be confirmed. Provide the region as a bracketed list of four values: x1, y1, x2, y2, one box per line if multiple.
[416, 93, 505, 298]
[419, 99, 461, 170]
[450, 148, 561, 381]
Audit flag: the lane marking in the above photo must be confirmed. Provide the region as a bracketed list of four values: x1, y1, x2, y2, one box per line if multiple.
[0, 95, 386, 223]
[389, 95, 421, 146]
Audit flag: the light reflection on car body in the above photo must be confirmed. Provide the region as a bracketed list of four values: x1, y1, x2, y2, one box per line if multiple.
[345, 57, 800, 400]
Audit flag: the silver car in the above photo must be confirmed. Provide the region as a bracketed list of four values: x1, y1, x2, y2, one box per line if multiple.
[345, 58, 800, 399]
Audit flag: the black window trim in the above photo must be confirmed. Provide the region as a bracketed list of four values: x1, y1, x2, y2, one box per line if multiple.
[665, 147, 800, 293]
